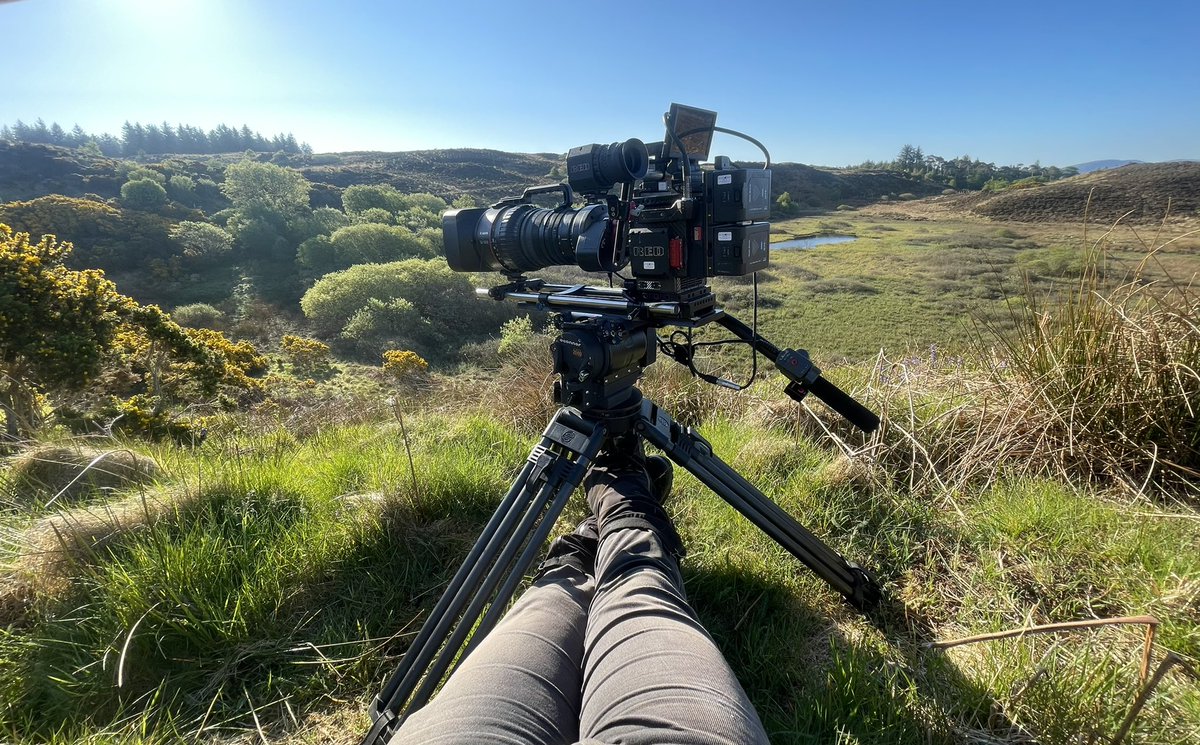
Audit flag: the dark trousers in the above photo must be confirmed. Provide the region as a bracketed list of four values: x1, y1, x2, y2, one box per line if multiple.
[389, 522, 770, 744]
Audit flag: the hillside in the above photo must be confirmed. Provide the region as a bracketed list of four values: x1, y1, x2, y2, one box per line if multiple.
[970, 162, 1200, 223]
[868, 162, 1200, 225]
[1071, 159, 1144, 173]
[0, 141, 937, 212]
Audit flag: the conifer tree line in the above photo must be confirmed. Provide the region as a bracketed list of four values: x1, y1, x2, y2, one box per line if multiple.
[0, 118, 311, 157]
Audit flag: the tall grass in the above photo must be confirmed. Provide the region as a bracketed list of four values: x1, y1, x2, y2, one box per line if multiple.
[989, 229, 1200, 496]
[791, 224, 1200, 502]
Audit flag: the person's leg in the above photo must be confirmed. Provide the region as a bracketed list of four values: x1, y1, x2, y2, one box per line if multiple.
[390, 524, 598, 745]
[577, 456, 770, 745]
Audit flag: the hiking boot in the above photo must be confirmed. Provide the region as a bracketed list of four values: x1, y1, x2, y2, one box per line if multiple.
[533, 516, 598, 580]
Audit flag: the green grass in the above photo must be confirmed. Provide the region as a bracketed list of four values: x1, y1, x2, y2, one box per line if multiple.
[712, 214, 1200, 363]
[3, 410, 1198, 744]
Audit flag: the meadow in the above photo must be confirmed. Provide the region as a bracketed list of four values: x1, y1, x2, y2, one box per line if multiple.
[2, 208, 1199, 744]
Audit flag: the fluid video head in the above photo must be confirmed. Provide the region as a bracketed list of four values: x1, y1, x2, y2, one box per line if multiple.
[442, 104, 773, 318]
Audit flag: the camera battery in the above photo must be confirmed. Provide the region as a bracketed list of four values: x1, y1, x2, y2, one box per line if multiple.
[706, 168, 772, 223]
[712, 222, 770, 276]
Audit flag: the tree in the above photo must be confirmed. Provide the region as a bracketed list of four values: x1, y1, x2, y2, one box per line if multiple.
[220, 160, 312, 261]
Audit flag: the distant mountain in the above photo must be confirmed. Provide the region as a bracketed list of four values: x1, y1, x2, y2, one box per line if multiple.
[1071, 159, 1144, 173]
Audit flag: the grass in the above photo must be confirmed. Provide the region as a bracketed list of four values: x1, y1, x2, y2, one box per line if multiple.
[2, 406, 1198, 744]
[2, 212, 1199, 743]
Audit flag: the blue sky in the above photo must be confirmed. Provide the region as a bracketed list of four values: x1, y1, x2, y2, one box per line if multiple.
[2, 0, 1197, 167]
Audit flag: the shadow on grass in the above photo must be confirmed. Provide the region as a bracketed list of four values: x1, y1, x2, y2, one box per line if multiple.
[686, 559, 1029, 745]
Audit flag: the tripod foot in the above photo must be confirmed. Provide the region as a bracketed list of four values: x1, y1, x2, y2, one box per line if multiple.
[846, 564, 883, 612]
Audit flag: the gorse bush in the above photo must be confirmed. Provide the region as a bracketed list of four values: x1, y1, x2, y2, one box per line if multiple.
[280, 334, 332, 376]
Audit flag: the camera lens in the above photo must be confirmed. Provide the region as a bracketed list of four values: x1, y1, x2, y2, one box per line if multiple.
[443, 203, 610, 274]
[566, 138, 648, 194]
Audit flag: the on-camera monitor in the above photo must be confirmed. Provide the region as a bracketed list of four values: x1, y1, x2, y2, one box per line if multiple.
[665, 103, 717, 161]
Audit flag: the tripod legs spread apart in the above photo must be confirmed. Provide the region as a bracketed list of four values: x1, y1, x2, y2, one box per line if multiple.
[360, 399, 880, 745]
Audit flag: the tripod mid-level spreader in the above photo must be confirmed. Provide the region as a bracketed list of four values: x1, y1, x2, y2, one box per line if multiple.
[360, 282, 881, 745]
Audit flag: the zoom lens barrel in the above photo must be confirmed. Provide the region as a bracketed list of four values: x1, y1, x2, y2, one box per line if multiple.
[443, 203, 611, 274]
[566, 138, 649, 195]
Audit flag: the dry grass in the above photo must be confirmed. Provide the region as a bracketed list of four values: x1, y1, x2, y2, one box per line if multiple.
[0, 486, 197, 626]
[2, 443, 160, 509]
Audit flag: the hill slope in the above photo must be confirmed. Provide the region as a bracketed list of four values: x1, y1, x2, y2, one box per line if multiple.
[968, 162, 1200, 223]
[0, 142, 936, 213]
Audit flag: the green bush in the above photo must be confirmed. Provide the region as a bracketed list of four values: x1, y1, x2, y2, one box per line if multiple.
[120, 178, 168, 211]
[171, 303, 226, 330]
[498, 315, 535, 356]
[170, 221, 233, 262]
[355, 207, 393, 225]
[300, 259, 507, 358]
[298, 223, 433, 271]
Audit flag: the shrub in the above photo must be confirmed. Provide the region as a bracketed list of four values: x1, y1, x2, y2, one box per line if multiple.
[327, 223, 431, 266]
[171, 303, 226, 329]
[120, 178, 168, 210]
[170, 220, 233, 262]
[498, 315, 535, 356]
[355, 207, 393, 225]
[382, 349, 429, 380]
[342, 183, 406, 215]
[280, 334, 332, 375]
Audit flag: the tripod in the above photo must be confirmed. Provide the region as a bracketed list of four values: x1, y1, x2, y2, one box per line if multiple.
[360, 291, 881, 745]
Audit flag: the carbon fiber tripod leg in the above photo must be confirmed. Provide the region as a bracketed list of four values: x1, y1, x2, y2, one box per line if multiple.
[361, 408, 607, 745]
[635, 399, 881, 610]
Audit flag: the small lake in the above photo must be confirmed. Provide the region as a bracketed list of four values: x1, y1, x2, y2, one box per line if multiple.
[772, 234, 856, 250]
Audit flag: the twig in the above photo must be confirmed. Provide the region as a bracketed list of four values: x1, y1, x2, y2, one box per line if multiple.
[1110, 652, 1200, 745]
[927, 615, 1160, 681]
[389, 396, 420, 502]
[244, 687, 270, 745]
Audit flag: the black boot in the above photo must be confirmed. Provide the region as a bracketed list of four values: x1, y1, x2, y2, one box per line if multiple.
[533, 516, 599, 580]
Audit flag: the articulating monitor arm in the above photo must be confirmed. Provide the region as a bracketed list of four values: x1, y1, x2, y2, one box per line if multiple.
[715, 313, 880, 433]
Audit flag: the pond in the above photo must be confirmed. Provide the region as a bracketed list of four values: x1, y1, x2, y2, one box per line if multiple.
[772, 234, 856, 250]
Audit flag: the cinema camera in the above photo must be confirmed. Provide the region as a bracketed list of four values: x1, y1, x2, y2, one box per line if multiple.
[441, 103, 772, 319]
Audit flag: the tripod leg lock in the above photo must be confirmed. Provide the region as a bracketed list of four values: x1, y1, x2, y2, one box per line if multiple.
[358, 707, 396, 745]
